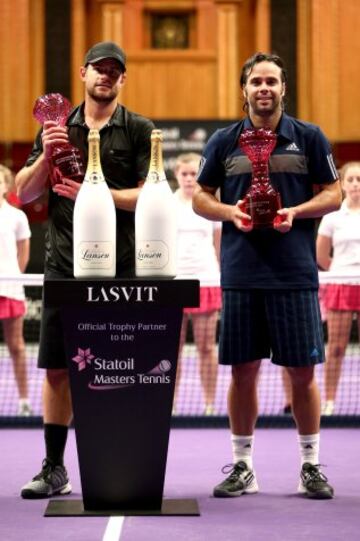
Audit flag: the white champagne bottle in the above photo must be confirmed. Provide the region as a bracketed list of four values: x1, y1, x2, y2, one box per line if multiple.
[135, 129, 177, 277]
[73, 129, 116, 277]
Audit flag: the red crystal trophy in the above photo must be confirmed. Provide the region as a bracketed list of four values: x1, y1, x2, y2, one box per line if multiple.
[239, 128, 281, 228]
[33, 93, 84, 186]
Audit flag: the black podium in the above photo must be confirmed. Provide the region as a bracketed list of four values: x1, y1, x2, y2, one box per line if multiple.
[44, 278, 199, 517]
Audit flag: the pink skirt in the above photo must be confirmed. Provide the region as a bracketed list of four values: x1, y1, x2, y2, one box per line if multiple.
[184, 286, 222, 315]
[322, 284, 360, 311]
[0, 296, 26, 319]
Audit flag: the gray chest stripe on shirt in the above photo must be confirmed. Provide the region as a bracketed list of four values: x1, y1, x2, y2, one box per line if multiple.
[224, 153, 309, 176]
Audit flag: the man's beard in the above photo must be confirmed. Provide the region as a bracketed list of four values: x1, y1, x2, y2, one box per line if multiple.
[249, 96, 282, 118]
[89, 89, 116, 103]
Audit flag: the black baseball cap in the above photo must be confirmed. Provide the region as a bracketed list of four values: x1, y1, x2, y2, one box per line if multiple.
[84, 41, 126, 72]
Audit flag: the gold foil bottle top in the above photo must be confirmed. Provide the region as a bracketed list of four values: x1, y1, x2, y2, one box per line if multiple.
[85, 129, 105, 183]
[147, 129, 165, 183]
[150, 129, 163, 143]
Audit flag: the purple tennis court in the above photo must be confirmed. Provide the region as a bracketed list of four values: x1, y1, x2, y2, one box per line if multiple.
[1, 427, 359, 541]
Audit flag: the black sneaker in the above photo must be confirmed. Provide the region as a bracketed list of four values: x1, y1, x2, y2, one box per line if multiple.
[298, 463, 334, 499]
[213, 461, 259, 497]
[21, 459, 72, 499]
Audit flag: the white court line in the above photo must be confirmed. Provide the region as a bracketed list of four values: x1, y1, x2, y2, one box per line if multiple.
[102, 516, 125, 541]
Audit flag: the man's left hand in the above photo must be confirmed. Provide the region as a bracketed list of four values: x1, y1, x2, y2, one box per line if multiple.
[273, 207, 296, 233]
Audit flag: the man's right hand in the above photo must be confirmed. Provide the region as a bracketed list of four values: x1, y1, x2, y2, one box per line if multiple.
[42, 121, 69, 159]
[232, 200, 253, 232]
[52, 178, 82, 201]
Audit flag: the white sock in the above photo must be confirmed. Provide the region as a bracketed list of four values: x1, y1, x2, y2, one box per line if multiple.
[18, 398, 30, 407]
[298, 433, 320, 466]
[231, 434, 254, 469]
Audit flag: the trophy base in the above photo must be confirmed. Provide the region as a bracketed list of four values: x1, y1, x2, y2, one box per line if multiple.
[252, 220, 276, 229]
[242, 193, 282, 229]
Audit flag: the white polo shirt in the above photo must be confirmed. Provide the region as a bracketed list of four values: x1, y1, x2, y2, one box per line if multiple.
[0, 200, 31, 300]
[317, 201, 360, 273]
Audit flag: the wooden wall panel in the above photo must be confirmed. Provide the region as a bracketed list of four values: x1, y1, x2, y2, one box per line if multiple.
[197, 0, 217, 49]
[121, 0, 144, 48]
[216, 1, 241, 118]
[121, 52, 217, 118]
[298, 0, 360, 142]
[0, 0, 44, 143]
[101, 1, 124, 43]
[310, 0, 339, 139]
[337, 1, 360, 140]
[71, 0, 87, 105]
[6, 0, 360, 143]
[69, 0, 246, 119]
[237, 0, 257, 64]
[30, 0, 45, 118]
[254, 0, 270, 52]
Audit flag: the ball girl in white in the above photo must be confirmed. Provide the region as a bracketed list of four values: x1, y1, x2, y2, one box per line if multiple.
[0, 164, 32, 415]
[173, 153, 221, 415]
[317, 162, 360, 415]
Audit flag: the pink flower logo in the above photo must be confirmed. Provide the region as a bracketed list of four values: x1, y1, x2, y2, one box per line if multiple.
[72, 348, 95, 371]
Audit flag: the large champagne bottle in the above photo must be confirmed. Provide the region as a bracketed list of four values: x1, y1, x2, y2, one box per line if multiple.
[135, 129, 177, 277]
[73, 129, 116, 277]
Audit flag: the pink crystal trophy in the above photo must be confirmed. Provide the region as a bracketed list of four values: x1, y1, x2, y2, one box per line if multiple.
[33, 93, 84, 186]
[239, 128, 282, 228]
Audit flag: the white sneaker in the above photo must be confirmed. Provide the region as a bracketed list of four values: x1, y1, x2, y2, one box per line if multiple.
[21, 459, 72, 499]
[204, 405, 216, 416]
[213, 461, 259, 497]
[17, 402, 33, 417]
[321, 401, 334, 416]
[298, 463, 334, 499]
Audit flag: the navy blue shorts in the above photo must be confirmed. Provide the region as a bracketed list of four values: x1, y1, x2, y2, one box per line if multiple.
[219, 289, 325, 367]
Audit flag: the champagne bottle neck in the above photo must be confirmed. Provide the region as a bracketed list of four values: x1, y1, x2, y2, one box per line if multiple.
[85, 130, 105, 183]
[146, 139, 166, 183]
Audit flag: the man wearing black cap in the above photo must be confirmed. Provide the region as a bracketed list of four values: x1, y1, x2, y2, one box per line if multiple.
[16, 41, 155, 499]
[85, 41, 127, 71]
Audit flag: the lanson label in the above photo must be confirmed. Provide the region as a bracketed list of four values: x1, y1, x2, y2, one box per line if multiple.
[78, 241, 114, 269]
[136, 240, 169, 269]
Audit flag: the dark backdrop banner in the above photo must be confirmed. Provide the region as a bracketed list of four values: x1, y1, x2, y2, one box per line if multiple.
[154, 119, 234, 182]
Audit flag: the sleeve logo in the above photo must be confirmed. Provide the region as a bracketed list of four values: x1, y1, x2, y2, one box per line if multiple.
[326, 153, 338, 180]
[196, 156, 207, 180]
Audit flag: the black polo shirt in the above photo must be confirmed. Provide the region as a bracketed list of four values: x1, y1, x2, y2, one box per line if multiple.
[25, 103, 155, 276]
[197, 113, 339, 289]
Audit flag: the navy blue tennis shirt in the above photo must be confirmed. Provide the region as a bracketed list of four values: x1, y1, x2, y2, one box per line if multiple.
[197, 113, 339, 290]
